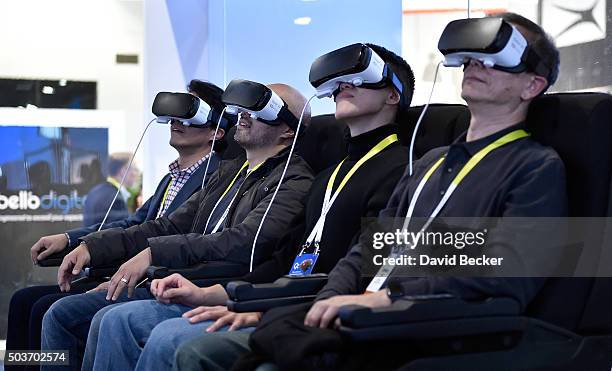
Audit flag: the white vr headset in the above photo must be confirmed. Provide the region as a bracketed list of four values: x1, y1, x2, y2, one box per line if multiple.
[222, 79, 300, 130]
[438, 17, 556, 83]
[309, 43, 407, 107]
[152, 92, 229, 128]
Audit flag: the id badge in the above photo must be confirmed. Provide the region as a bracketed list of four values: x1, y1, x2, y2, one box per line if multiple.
[288, 253, 319, 276]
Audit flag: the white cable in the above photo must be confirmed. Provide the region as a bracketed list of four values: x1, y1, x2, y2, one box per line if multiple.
[97, 118, 156, 231]
[248, 94, 316, 272]
[202, 111, 242, 234]
[199, 107, 227, 190]
[408, 61, 442, 176]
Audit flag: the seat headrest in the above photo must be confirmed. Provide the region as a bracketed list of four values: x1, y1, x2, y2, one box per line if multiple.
[527, 92, 612, 217]
[296, 114, 348, 174]
[402, 104, 470, 157]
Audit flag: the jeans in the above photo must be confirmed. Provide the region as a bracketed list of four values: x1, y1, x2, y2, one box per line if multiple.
[41, 287, 153, 371]
[6, 284, 96, 371]
[91, 299, 253, 371]
[173, 330, 254, 371]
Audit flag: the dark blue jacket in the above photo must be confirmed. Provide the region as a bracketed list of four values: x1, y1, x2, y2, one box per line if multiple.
[66, 154, 220, 249]
[81, 181, 129, 227]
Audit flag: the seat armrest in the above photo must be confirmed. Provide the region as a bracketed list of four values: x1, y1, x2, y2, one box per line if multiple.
[226, 274, 328, 301]
[225, 274, 328, 313]
[227, 295, 318, 313]
[146, 261, 248, 280]
[337, 296, 528, 343]
[85, 266, 120, 279]
[37, 249, 70, 267]
[339, 296, 521, 329]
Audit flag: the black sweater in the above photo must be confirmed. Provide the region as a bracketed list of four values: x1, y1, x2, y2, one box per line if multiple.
[240, 124, 408, 284]
[316, 123, 568, 311]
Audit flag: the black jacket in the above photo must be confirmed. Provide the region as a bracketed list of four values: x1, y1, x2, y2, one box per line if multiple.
[82, 148, 313, 268]
[66, 153, 220, 248]
[241, 124, 408, 283]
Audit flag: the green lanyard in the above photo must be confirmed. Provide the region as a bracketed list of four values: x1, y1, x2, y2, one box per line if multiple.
[366, 129, 530, 293]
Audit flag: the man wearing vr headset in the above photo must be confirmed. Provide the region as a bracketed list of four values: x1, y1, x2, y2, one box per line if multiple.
[231, 13, 568, 371]
[40, 82, 313, 371]
[5, 79, 229, 371]
[82, 43, 415, 371]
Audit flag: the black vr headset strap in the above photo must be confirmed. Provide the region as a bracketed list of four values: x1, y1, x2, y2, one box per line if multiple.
[383, 64, 407, 110]
[522, 46, 553, 85]
[388, 66, 406, 109]
[207, 108, 229, 130]
[275, 101, 300, 132]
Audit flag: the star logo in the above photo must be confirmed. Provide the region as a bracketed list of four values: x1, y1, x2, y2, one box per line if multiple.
[554, 1, 604, 38]
[542, 0, 607, 47]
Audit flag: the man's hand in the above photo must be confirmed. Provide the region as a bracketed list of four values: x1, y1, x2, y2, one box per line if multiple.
[57, 243, 91, 292]
[205, 311, 262, 333]
[304, 290, 391, 329]
[182, 305, 230, 324]
[105, 248, 152, 301]
[86, 281, 109, 293]
[150, 274, 229, 307]
[31, 234, 68, 264]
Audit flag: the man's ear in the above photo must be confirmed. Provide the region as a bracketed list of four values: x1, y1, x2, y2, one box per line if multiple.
[386, 88, 401, 106]
[521, 74, 548, 100]
[280, 127, 296, 140]
[212, 128, 225, 140]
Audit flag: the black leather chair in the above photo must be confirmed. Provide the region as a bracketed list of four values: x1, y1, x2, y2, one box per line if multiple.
[333, 92, 612, 370]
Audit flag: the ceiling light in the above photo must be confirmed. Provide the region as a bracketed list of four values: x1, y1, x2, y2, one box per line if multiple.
[42, 86, 55, 94]
[294, 16, 311, 25]
[59, 79, 67, 86]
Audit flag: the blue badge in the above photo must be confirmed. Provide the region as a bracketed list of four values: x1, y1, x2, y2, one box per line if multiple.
[288, 253, 319, 276]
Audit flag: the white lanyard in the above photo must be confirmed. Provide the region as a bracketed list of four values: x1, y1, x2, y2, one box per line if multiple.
[366, 129, 530, 292]
[300, 134, 399, 255]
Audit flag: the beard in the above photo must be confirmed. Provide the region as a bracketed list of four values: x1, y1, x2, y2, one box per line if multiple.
[234, 125, 280, 150]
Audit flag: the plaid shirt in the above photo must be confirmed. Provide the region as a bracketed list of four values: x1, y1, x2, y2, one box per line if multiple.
[156, 152, 212, 218]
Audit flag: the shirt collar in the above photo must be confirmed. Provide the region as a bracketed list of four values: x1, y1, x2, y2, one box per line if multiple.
[452, 122, 528, 156]
[168, 152, 213, 176]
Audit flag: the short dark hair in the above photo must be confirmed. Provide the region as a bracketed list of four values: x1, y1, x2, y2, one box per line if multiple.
[365, 43, 416, 121]
[187, 80, 225, 112]
[108, 152, 131, 177]
[187, 79, 233, 153]
[495, 12, 560, 92]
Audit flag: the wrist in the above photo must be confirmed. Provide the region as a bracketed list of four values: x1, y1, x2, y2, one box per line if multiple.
[377, 290, 392, 306]
[209, 284, 229, 305]
[144, 247, 153, 265]
[78, 241, 89, 253]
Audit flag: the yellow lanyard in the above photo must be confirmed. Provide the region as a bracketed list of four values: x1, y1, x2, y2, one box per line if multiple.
[303, 134, 399, 253]
[366, 129, 530, 293]
[219, 161, 250, 199]
[404, 129, 530, 227]
[155, 179, 173, 218]
[204, 160, 264, 234]
[106, 176, 121, 190]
